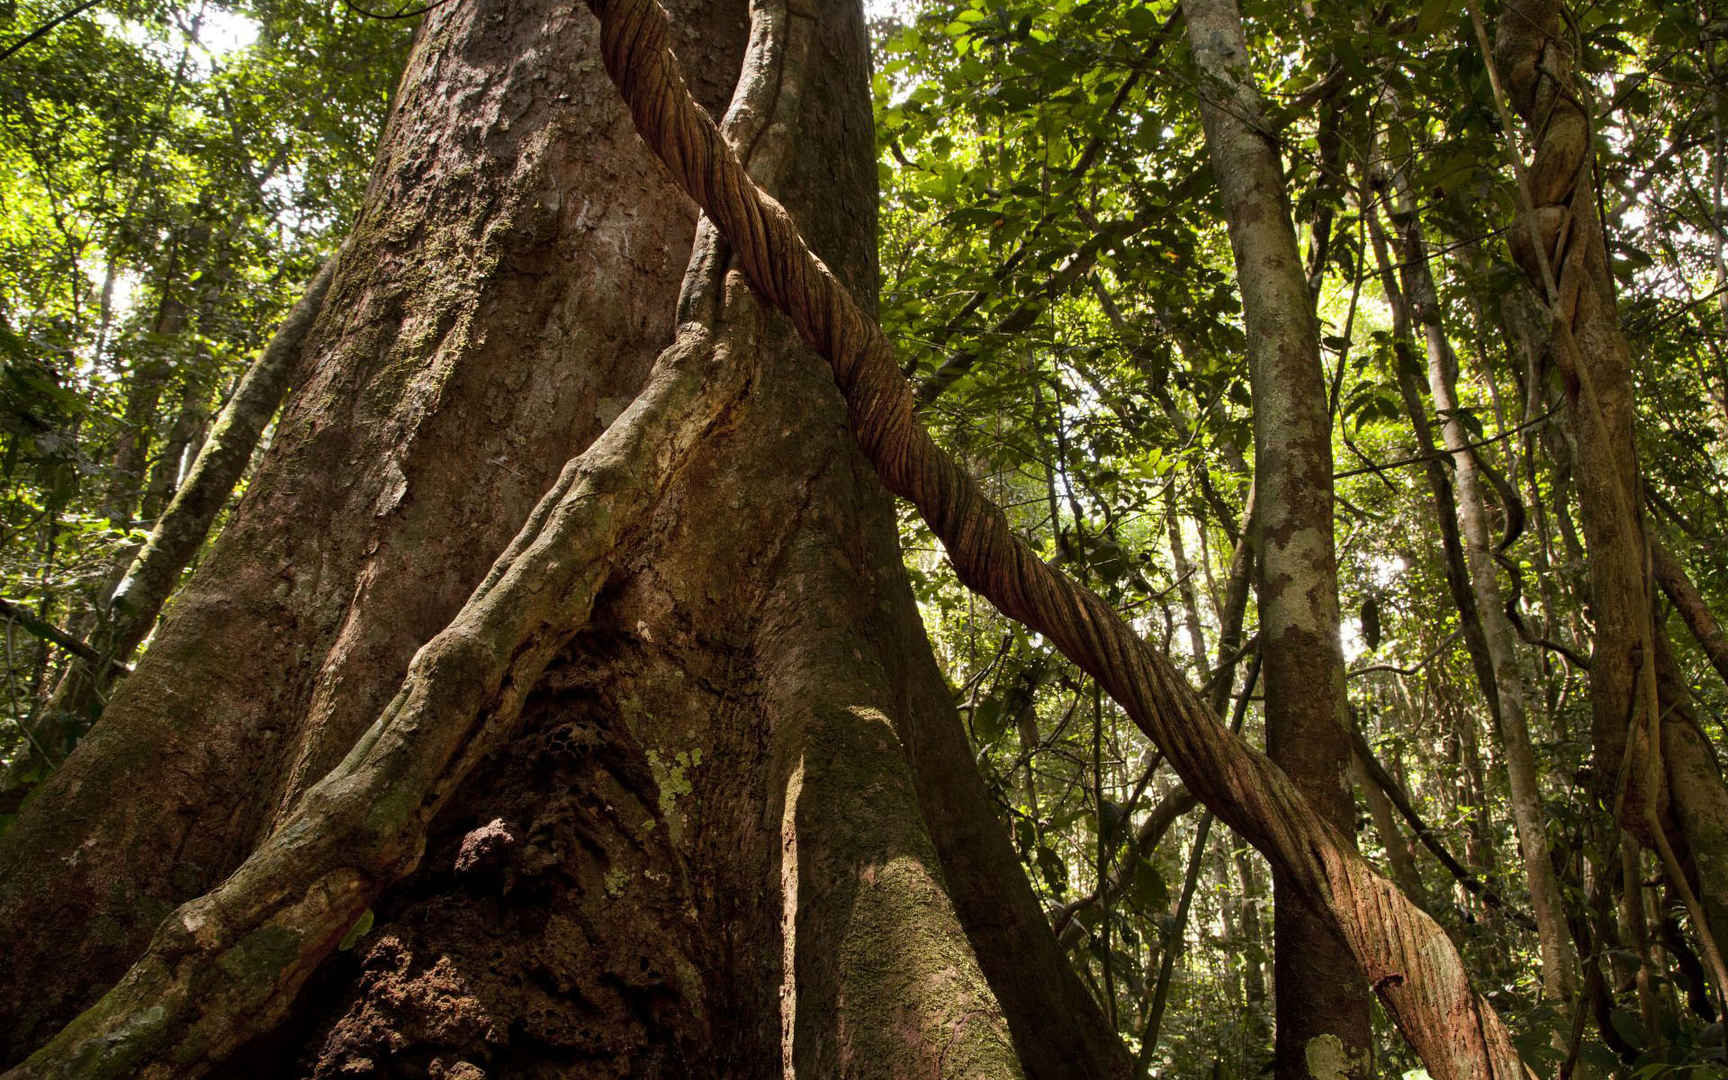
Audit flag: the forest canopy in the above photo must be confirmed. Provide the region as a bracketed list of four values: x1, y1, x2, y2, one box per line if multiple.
[0, 0, 1725, 1076]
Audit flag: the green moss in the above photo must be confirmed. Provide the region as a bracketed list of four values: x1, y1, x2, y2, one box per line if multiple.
[51, 1001, 171, 1078]
[603, 865, 630, 898]
[835, 854, 1022, 1078]
[365, 781, 422, 837]
[1304, 1033, 1368, 1080]
[645, 747, 701, 843]
[216, 925, 302, 985]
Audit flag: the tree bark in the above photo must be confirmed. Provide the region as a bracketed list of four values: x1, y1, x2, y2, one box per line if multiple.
[0, 0, 709, 1050]
[1651, 533, 1728, 690]
[1232, 846, 1272, 1065]
[1179, 1, 1371, 1075]
[556, 0, 1533, 1071]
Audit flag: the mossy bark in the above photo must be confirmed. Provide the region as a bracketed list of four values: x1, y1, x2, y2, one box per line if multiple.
[0, 0, 701, 1046]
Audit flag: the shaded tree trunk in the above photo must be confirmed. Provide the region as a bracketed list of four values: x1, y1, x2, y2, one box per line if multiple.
[99, 228, 203, 529]
[138, 365, 211, 526]
[1179, 1, 1371, 1075]
[1651, 534, 1728, 690]
[1375, 162, 1576, 1008]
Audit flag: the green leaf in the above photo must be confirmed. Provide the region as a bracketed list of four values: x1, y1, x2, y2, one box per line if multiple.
[1125, 859, 1167, 915]
[338, 908, 375, 951]
[1417, 0, 1457, 36]
[973, 697, 1009, 743]
[1037, 846, 1068, 895]
[1608, 1007, 1647, 1049]
[1422, 151, 1477, 193]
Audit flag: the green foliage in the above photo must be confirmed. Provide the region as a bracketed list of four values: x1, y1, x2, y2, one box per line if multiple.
[0, 0, 1724, 1069]
[0, 0, 408, 770]
[878, 0, 1728, 1070]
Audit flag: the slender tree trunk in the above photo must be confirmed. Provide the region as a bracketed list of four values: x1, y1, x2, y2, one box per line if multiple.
[0, 259, 344, 795]
[1168, 499, 1208, 679]
[134, 258, 239, 526]
[1651, 534, 1728, 689]
[1369, 205, 1503, 746]
[1379, 164, 1576, 1007]
[1349, 734, 1424, 904]
[1451, 690, 1499, 913]
[1233, 846, 1272, 1067]
[100, 229, 204, 529]
[1180, 1, 1370, 1074]
[138, 371, 209, 525]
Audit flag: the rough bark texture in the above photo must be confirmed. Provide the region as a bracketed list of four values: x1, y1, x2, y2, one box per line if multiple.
[1493, 0, 1648, 834]
[1, 0, 700, 1045]
[1, 3, 1103, 1077]
[1179, 2, 1371, 1075]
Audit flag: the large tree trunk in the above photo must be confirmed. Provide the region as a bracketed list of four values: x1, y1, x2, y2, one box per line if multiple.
[0, 2, 1122, 1076]
[1179, 1, 1371, 1075]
